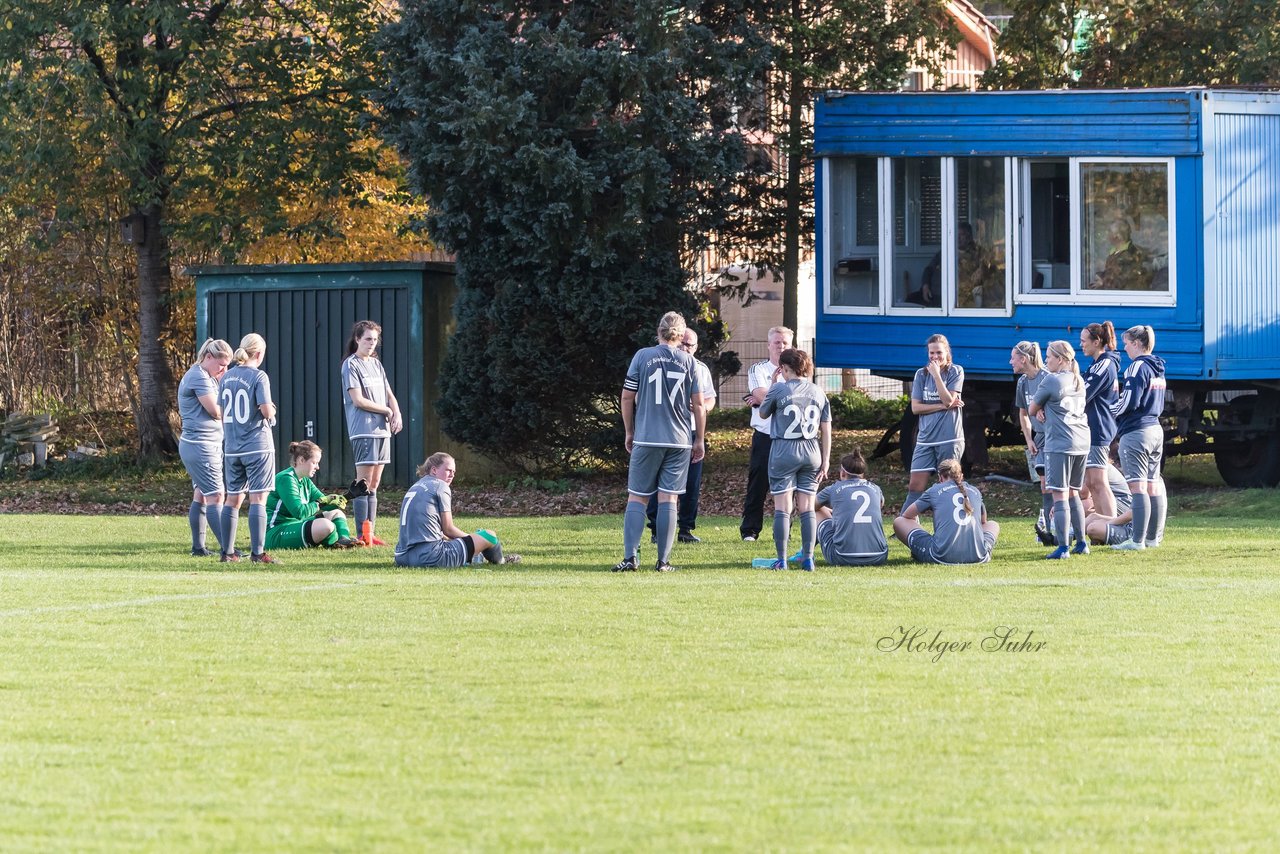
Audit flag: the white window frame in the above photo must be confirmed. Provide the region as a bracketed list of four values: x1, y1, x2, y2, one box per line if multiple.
[1016, 156, 1176, 306]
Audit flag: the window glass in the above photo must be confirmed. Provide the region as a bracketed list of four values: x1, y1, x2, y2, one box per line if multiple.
[954, 157, 1006, 309]
[892, 157, 942, 307]
[1081, 163, 1170, 292]
[828, 157, 879, 307]
[1023, 160, 1070, 293]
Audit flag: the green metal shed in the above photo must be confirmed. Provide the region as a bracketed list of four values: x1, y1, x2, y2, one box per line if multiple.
[187, 261, 465, 488]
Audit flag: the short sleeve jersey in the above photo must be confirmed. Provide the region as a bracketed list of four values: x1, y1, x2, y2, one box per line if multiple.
[760, 378, 832, 442]
[1015, 371, 1047, 444]
[178, 363, 222, 446]
[1033, 371, 1090, 454]
[816, 477, 889, 561]
[219, 364, 275, 456]
[342, 354, 391, 439]
[690, 359, 716, 430]
[747, 360, 783, 433]
[395, 475, 450, 556]
[913, 481, 990, 564]
[912, 364, 965, 445]
[624, 343, 701, 448]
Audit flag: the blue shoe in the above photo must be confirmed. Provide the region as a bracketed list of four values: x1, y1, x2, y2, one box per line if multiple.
[1071, 541, 1090, 555]
[1045, 546, 1070, 560]
[800, 558, 815, 572]
[770, 559, 787, 571]
[789, 550, 803, 563]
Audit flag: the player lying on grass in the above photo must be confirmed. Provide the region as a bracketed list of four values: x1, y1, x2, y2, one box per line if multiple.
[395, 452, 521, 568]
[264, 441, 363, 551]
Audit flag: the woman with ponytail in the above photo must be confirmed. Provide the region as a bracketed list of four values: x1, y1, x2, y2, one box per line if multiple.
[893, 458, 999, 564]
[813, 447, 889, 566]
[1028, 340, 1091, 559]
[1079, 321, 1122, 517]
[1110, 325, 1168, 551]
[1011, 340, 1054, 545]
[219, 333, 281, 564]
[178, 338, 233, 558]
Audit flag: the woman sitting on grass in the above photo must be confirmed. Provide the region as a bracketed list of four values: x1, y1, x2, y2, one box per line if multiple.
[264, 441, 362, 550]
[812, 447, 889, 566]
[893, 459, 999, 565]
[395, 452, 521, 568]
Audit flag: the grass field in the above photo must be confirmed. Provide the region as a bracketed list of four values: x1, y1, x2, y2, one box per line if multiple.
[2, 494, 1279, 850]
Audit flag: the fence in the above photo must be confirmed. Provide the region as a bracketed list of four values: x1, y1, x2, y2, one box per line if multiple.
[713, 338, 906, 405]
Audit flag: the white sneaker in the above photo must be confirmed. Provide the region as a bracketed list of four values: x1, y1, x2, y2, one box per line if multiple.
[742, 535, 756, 542]
[1112, 540, 1145, 551]
[1144, 539, 1161, 548]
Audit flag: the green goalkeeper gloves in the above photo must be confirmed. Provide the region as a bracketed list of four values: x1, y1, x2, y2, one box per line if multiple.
[322, 493, 348, 511]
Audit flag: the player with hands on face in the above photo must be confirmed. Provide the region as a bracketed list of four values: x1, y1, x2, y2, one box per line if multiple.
[905, 334, 965, 514]
[757, 347, 832, 571]
[178, 338, 234, 558]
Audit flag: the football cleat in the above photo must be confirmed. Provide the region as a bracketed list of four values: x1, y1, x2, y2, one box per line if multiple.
[612, 557, 638, 572]
[770, 558, 787, 571]
[799, 558, 815, 572]
[251, 552, 283, 564]
[1045, 546, 1070, 560]
[654, 560, 678, 572]
[1112, 540, 1145, 551]
[191, 547, 215, 557]
[220, 552, 241, 563]
[677, 531, 701, 543]
[1071, 541, 1090, 555]
[501, 553, 523, 565]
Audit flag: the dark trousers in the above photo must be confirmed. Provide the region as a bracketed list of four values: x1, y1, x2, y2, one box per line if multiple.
[646, 456, 704, 533]
[740, 429, 773, 538]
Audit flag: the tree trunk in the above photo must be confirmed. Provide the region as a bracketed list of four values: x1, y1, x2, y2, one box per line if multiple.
[133, 202, 179, 460]
[782, 20, 805, 334]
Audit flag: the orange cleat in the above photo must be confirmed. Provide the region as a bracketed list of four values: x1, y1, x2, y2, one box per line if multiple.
[369, 535, 389, 546]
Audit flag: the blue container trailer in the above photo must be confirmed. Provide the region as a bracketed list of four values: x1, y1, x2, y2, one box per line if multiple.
[813, 87, 1280, 486]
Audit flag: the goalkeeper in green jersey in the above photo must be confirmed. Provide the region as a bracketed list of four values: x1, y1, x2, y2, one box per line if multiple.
[265, 441, 362, 550]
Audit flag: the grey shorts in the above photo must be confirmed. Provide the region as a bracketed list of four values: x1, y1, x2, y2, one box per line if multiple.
[817, 518, 888, 566]
[628, 445, 690, 497]
[1118, 425, 1163, 485]
[1025, 447, 1045, 482]
[225, 450, 276, 494]
[1044, 452, 1086, 492]
[352, 436, 391, 467]
[1086, 445, 1110, 469]
[1104, 522, 1133, 545]
[911, 441, 964, 474]
[180, 439, 224, 496]
[769, 442, 823, 496]
[394, 538, 467, 568]
[907, 528, 995, 565]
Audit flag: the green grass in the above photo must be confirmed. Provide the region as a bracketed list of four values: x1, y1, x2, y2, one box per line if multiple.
[2, 503, 1279, 850]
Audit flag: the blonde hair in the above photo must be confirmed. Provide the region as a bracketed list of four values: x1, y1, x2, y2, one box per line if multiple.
[1013, 340, 1043, 372]
[657, 311, 687, 344]
[233, 333, 266, 366]
[1124, 325, 1156, 353]
[417, 451, 455, 478]
[1047, 339, 1083, 393]
[194, 338, 233, 366]
[937, 459, 973, 516]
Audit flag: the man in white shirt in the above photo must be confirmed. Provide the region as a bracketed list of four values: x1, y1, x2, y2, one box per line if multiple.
[739, 325, 793, 541]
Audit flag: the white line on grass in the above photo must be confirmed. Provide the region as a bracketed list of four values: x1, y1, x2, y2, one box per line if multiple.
[0, 581, 371, 620]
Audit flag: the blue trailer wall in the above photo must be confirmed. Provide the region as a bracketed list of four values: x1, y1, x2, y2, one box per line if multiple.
[812, 89, 1237, 384]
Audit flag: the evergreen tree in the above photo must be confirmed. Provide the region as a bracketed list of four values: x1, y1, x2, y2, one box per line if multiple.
[380, 1, 768, 469]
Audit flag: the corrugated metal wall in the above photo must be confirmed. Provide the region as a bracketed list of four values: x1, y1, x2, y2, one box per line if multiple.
[206, 285, 414, 489]
[1210, 106, 1280, 378]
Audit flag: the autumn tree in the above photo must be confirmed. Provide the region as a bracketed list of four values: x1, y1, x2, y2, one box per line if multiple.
[0, 0, 391, 458]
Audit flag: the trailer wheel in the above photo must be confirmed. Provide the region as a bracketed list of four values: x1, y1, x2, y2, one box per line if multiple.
[1214, 437, 1280, 488]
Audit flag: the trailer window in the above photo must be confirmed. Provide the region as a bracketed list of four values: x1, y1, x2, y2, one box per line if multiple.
[954, 157, 1006, 310]
[1081, 162, 1170, 293]
[891, 157, 942, 307]
[1022, 160, 1071, 294]
[828, 157, 879, 307]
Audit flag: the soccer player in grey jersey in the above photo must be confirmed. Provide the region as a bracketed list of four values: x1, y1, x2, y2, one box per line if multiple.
[758, 348, 831, 570]
[395, 452, 520, 567]
[615, 311, 706, 572]
[905, 334, 965, 512]
[894, 459, 999, 564]
[814, 448, 888, 566]
[1011, 341, 1054, 544]
[178, 338, 233, 558]
[219, 333, 280, 564]
[1029, 340, 1091, 559]
[341, 320, 403, 545]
